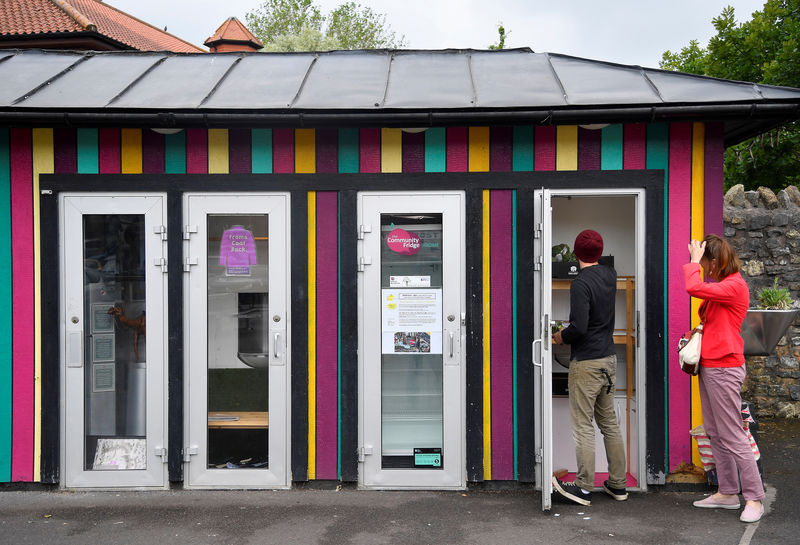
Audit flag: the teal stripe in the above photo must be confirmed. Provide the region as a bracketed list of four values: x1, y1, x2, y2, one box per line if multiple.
[646, 122, 670, 473]
[251, 129, 272, 174]
[424, 127, 446, 172]
[164, 131, 186, 174]
[601, 124, 623, 170]
[0, 129, 11, 482]
[512, 190, 518, 479]
[512, 126, 534, 171]
[336, 193, 342, 479]
[76, 128, 99, 173]
[338, 129, 358, 173]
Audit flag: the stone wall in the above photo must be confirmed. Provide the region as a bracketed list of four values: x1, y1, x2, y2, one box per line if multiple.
[724, 184, 800, 418]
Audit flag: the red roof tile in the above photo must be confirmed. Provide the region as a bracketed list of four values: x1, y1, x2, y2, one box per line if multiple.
[205, 17, 263, 50]
[0, 0, 204, 52]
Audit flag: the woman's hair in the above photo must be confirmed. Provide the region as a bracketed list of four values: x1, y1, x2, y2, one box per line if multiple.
[703, 234, 740, 279]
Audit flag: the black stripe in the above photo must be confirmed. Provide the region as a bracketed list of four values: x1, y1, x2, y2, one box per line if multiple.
[465, 187, 484, 481]
[39, 191, 59, 483]
[338, 190, 358, 481]
[290, 190, 309, 481]
[166, 189, 183, 481]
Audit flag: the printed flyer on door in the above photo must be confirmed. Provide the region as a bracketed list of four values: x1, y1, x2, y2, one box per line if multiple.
[381, 289, 442, 354]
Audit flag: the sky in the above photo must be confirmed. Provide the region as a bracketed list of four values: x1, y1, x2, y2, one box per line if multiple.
[109, 0, 768, 68]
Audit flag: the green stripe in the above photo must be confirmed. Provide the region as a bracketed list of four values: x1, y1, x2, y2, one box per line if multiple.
[601, 124, 623, 170]
[76, 128, 99, 174]
[251, 129, 272, 174]
[0, 129, 11, 482]
[424, 128, 446, 172]
[164, 131, 186, 174]
[512, 190, 518, 479]
[646, 122, 670, 472]
[512, 127, 534, 171]
[337, 129, 358, 173]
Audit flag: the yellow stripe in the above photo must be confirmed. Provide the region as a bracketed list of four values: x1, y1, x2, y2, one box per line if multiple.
[307, 192, 317, 479]
[32, 128, 53, 482]
[208, 129, 229, 174]
[295, 129, 316, 173]
[556, 126, 578, 171]
[482, 190, 492, 479]
[120, 129, 142, 174]
[380, 128, 402, 172]
[690, 122, 705, 467]
[469, 127, 490, 172]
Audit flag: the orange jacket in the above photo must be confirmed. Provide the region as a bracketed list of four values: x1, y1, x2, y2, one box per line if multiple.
[682, 263, 749, 367]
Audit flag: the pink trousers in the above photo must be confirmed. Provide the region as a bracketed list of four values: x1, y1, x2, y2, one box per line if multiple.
[698, 364, 765, 501]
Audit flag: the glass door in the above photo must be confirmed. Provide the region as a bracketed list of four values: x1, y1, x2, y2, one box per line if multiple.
[358, 192, 465, 489]
[61, 194, 168, 488]
[183, 193, 289, 489]
[533, 189, 554, 510]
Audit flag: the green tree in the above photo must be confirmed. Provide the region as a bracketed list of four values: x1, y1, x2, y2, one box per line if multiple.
[245, 0, 404, 51]
[660, 1, 800, 192]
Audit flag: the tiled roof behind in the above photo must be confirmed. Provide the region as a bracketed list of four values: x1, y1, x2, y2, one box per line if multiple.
[205, 17, 263, 48]
[0, 0, 204, 52]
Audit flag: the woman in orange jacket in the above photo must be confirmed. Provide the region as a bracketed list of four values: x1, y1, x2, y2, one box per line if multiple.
[684, 234, 764, 523]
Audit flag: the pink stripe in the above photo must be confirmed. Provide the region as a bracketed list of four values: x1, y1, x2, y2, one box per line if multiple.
[10, 129, 34, 482]
[401, 131, 424, 172]
[359, 128, 380, 173]
[489, 127, 512, 171]
[142, 129, 164, 174]
[228, 129, 251, 174]
[578, 127, 601, 170]
[623, 124, 647, 169]
[316, 129, 338, 174]
[704, 123, 724, 236]
[186, 129, 208, 174]
[273, 129, 294, 174]
[98, 129, 120, 173]
[446, 127, 468, 172]
[668, 123, 693, 471]
[534, 127, 555, 171]
[315, 191, 339, 479]
[54, 128, 77, 173]
[490, 190, 514, 480]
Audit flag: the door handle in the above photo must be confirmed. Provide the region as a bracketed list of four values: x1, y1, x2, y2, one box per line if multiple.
[66, 331, 83, 368]
[532, 339, 542, 368]
[449, 331, 454, 358]
[273, 332, 281, 359]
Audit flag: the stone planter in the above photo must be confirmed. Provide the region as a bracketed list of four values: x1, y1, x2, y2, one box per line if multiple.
[741, 309, 800, 356]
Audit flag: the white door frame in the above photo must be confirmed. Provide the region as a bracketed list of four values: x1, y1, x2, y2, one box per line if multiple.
[183, 193, 291, 489]
[534, 187, 647, 510]
[60, 193, 168, 489]
[357, 191, 466, 489]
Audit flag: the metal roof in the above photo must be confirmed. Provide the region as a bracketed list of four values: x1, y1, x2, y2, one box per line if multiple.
[2, 48, 799, 145]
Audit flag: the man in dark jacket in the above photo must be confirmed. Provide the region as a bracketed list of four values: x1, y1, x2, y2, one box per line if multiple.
[551, 229, 628, 506]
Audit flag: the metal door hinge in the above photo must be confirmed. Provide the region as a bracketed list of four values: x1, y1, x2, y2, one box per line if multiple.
[534, 222, 542, 239]
[535, 449, 542, 463]
[183, 446, 198, 463]
[155, 447, 168, 463]
[183, 257, 198, 272]
[183, 225, 198, 240]
[358, 446, 373, 462]
[534, 255, 542, 271]
[357, 224, 372, 240]
[153, 225, 167, 241]
[154, 257, 168, 273]
[358, 256, 372, 272]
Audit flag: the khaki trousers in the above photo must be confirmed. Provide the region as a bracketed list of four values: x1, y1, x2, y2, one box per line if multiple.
[568, 354, 627, 490]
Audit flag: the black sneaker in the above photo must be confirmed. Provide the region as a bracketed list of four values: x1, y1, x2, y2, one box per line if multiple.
[552, 476, 592, 506]
[602, 480, 628, 501]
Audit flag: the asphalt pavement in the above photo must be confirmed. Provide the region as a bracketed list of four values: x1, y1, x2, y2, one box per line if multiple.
[1, 418, 797, 545]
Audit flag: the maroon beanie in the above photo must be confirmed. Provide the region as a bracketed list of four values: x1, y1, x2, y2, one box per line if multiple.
[574, 229, 603, 263]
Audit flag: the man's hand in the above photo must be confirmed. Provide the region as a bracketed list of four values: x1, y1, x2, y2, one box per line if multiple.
[552, 330, 563, 345]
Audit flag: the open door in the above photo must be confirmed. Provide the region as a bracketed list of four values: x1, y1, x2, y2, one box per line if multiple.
[533, 188, 553, 510]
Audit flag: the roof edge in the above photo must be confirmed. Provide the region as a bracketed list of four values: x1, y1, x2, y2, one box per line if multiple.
[48, 0, 96, 32]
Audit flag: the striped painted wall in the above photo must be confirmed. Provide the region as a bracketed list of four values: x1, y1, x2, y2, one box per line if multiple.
[0, 123, 723, 482]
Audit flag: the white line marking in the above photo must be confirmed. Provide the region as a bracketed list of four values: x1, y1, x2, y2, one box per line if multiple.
[738, 483, 776, 545]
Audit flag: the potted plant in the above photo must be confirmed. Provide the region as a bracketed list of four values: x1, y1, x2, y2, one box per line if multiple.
[741, 278, 799, 356]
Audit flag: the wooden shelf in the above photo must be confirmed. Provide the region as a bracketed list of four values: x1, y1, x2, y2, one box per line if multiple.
[208, 411, 269, 429]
